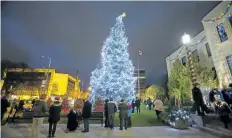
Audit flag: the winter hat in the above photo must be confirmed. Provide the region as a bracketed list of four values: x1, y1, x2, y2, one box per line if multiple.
[55, 96, 60, 101]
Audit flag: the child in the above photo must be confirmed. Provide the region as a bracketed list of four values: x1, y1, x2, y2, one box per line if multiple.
[127, 102, 132, 128]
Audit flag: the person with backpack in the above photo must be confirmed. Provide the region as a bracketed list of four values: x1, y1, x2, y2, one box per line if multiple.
[48, 96, 61, 138]
[31, 94, 48, 138]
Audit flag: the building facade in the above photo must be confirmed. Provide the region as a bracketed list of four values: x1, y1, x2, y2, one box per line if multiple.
[134, 69, 146, 99]
[166, 1, 232, 88]
[2, 68, 81, 100]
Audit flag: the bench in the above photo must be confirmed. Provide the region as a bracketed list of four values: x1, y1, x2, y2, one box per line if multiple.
[89, 112, 104, 126]
[7, 111, 104, 126]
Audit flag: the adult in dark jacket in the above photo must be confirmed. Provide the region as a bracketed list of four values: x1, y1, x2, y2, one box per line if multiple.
[135, 97, 141, 113]
[107, 98, 117, 129]
[192, 83, 206, 116]
[1, 95, 10, 121]
[131, 99, 135, 113]
[66, 108, 78, 132]
[118, 99, 128, 130]
[104, 99, 109, 128]
[82, 100, 92, 133]
[48, 97, 61, 137]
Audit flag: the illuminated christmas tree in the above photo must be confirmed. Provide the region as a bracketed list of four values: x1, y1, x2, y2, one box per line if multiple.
[89, 13, 136, 104]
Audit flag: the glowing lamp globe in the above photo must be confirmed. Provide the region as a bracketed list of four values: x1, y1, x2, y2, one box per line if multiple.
[182, 33, 191, 45]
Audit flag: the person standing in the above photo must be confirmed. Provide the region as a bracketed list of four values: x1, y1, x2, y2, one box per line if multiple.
[82, 99, 92, 133]
[104, 99, 109, 128]
[118, 99, 128, 130]
[31, 94, 48, 138]
[135, 97, 141, 113]
[107, 98, 117, 130]
[192, 83, 207, 116]
[154, 97, 164, 120]
[127, 102, 132, 128]
[48, 96, 61, 138]
[131, 99, 135, 113]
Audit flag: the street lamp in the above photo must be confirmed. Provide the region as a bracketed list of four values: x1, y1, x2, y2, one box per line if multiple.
[182, 33, 191, 45]
[182, 33, 198, 93]
[42, 56, 52, 96]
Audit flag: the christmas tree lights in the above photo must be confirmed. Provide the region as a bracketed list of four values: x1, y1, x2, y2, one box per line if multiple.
[89, 13, 136, 105]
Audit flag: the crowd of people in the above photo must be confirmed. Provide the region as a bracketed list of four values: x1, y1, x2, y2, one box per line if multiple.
[192, 83, 232, 129]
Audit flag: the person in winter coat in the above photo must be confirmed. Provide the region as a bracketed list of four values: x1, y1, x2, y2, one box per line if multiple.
[216, 100, 232, 129]
[31, 94, 48, 138]
[131, 99, 135, 113]
[66, 108, 78, 133]
[82, 99, 92, 133]
[192, 83, 207, 116]
[48, 96, 61, 137]
[104, 99, 109, 128]
[154, 97, 164, 120]
[107, 98, 117, 129]
[135, 97, 141, 113]
[127, 102, 132, 127]
[118, 99, 128, 130]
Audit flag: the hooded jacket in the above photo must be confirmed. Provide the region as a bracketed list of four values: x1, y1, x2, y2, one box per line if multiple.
[32, 99, 48, 118]
[48, 101, 62, 123]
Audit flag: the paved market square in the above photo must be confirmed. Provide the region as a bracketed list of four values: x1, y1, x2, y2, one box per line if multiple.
[1, 124, 219, 138]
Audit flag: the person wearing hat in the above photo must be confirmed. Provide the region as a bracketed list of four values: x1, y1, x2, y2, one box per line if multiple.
[48, 96, 62, 137]
[31, 94, 48, 138]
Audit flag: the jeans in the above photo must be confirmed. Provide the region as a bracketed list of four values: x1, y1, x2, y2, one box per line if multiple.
[120, 118, 128, 130]
[83, 119, 89, 132]
[108, 114, 114, 129]
[31, 117, 44, 138]
[49, 122, 57, 136]
[104, 116, 108, 127]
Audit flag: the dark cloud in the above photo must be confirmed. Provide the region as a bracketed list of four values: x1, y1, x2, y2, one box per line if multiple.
[1, 1, 219, 88]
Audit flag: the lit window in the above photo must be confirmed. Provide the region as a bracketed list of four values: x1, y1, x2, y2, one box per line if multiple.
[216, 23, 228, 42]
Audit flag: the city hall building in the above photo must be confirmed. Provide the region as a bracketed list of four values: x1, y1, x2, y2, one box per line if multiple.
[166, 1, 232, 88]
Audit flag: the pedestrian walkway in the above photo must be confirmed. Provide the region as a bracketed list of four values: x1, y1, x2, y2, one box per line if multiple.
[1, 124, 219, 138]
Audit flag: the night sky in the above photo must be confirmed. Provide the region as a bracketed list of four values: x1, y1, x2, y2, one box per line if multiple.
[1, 1, 219, 88]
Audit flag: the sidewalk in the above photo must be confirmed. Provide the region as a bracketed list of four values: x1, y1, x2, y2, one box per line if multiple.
[1, 124, 219, 138]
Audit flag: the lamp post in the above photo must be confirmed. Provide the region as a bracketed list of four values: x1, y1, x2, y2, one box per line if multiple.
[137, 50, 142, 99]
[42, 56, 52, 96]
[182, 33, 197, 85]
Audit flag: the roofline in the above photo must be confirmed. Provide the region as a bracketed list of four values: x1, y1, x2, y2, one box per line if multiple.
[166, 1, 221, 59]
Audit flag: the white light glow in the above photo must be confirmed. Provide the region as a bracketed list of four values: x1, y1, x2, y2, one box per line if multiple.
[182, 33, 191, 45]
[89, 14, 136, 104]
